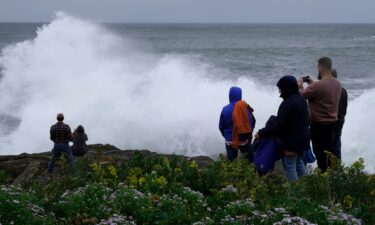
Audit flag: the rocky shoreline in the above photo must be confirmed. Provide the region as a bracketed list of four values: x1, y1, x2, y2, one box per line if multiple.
[0, 144, 215, 185]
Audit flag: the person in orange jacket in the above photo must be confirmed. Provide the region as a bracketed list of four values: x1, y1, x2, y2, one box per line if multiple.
[219, 87, 256, 162]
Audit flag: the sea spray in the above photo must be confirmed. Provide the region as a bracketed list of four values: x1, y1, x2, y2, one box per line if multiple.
[0, 12, 279, 157]
[342, 89, 375, 171]
[0, 13, 373, 171]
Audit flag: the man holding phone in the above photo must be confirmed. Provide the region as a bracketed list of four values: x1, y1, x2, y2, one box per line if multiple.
[298, 57, 342, 172]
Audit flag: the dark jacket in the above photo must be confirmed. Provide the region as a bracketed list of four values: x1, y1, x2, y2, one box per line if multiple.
[219, 87, 255, 142]
[72, 132, 88, 156]
[259, 76, 310, 152]
[337, 87, 348, 130]
[50, 122, 72, 144]
[254, 115, 283, 159]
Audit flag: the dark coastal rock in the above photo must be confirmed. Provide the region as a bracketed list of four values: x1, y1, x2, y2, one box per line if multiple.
[0, 144, 285, 185]
[0, 144, 214, 185]
[0, 155, 49, 178]
[12, 161, 41, 185]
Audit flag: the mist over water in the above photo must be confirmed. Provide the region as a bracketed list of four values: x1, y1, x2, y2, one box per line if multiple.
[0, 13, 374, 171]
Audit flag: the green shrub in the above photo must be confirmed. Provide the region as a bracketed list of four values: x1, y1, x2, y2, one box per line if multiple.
[0, 154, 373, 225]
[0, 186, 55, 225]
[0, 170, 7, 185]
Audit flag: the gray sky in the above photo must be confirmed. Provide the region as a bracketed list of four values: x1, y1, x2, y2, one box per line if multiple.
[1, 0, 375, 23]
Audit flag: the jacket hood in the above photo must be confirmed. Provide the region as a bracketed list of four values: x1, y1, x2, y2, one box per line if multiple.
[229, 87, 242, 103]
[277, 76, 299, 99]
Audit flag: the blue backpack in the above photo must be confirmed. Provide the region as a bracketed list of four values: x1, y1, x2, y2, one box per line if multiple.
[253, 138, 278, 174]
[253, 115, 283, 174]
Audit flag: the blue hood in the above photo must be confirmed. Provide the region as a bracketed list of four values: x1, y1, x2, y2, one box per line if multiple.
[229, 87, 242, 103]
[277, 76, 299, 99]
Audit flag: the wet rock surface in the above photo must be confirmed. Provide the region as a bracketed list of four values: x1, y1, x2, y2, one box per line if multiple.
[0, 144, 214, 185]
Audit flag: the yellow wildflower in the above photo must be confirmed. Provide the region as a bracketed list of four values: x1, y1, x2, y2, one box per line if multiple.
[90, 163, 102, 174]
[163, 157, 170, 166]
[174, 168, 182, 174]
[190, 160, 198, 169]
[139, 177, 146, 186]
[128, 175, 138, 187]
[108, 165, 118, 179]
[321, 172, 329, 178]
[156, 176, 168, 188]
[343, 195, 353, 209]
[249, 188, 257, 201]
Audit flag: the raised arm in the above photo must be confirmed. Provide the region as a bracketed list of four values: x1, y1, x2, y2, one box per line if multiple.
[300, 81, 319, 100]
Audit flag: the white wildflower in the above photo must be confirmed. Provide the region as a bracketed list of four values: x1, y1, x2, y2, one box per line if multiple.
[273, 216, 316, 225]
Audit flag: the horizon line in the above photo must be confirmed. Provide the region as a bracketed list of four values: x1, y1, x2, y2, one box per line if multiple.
[0, 21, 375, 25]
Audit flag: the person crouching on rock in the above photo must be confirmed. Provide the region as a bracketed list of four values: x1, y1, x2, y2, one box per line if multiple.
[48, 113, 74, 173]
[219, 87, 256, 162]
[72, 125, 88, 157]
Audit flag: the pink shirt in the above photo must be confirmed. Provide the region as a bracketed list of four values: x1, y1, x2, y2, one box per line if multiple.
[300, 77, 342, 123]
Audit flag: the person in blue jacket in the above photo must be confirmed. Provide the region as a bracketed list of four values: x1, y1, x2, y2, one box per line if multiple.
[219, 87, 255, 162]
[257, 76, 310, 181]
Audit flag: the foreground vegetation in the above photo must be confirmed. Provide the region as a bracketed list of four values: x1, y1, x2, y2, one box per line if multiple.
[0, 148, 374, 225]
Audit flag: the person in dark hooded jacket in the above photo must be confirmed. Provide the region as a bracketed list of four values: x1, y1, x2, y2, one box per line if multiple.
[72, 125, 88, 156]
[258, 76, 310, 181]
[219, 87, 255, 162]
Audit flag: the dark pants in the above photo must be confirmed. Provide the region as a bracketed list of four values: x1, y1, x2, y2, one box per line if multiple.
[225, 141, 254, 163]
[310, 123, 335, 172]
[332, 124, 343, 160]
[48, 143, 74, 173]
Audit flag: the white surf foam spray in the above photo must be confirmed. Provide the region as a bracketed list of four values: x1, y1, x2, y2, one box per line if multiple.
[342, 89, 375, 171]
[0, 13, 373, 171]
[0, 12, 279, 157]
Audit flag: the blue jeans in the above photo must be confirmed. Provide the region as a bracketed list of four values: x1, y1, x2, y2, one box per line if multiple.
[282, 155, 306, 182]
[225, 141, 254, 163]
[48, 144, 74, 173]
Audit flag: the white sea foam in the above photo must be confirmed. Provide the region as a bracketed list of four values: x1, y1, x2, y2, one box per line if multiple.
[342, 89, 375, 171]
[0, 13, 373, 171]
[0, 12, 278, 157]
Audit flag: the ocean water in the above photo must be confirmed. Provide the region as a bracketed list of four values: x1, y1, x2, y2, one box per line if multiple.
[0, 13, 374, 171]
